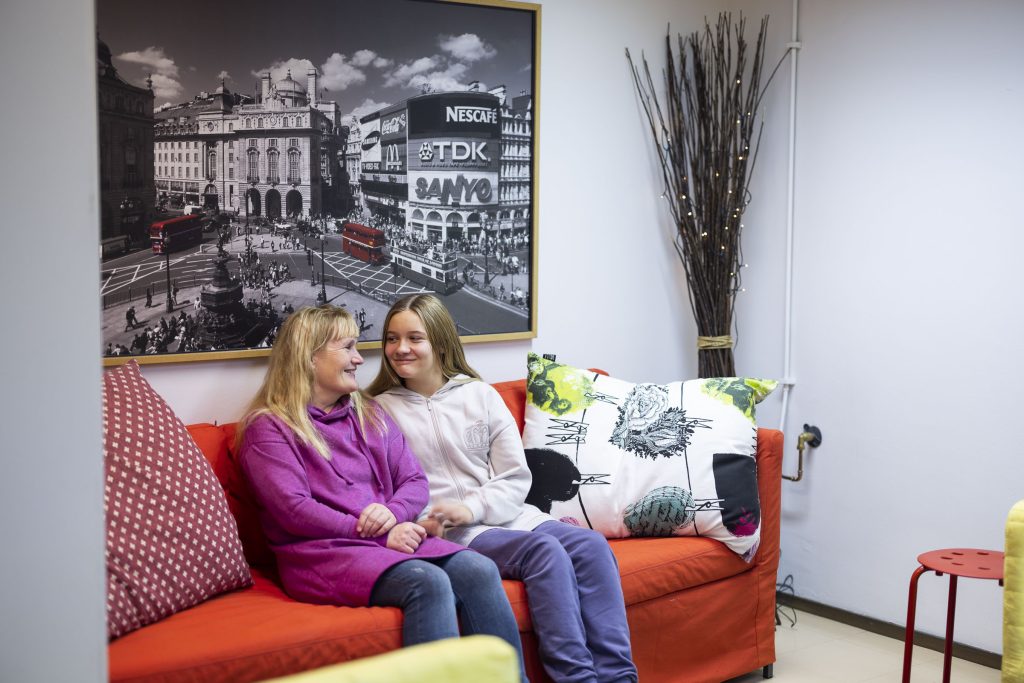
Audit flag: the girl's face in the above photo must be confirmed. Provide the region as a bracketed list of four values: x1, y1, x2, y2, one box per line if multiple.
[310, 336, 363, 408]
[385, 310, 444, 393]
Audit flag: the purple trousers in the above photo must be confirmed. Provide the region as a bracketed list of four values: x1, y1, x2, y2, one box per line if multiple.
[470, 521, 637, 683]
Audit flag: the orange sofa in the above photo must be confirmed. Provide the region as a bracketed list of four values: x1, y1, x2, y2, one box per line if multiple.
[108, 378, 782, 683]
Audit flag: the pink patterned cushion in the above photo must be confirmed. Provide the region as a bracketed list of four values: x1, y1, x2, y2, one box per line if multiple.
[103, 360, 251, 639]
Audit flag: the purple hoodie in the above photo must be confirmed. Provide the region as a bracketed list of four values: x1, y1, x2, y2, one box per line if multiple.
[240, 398, 464, 606]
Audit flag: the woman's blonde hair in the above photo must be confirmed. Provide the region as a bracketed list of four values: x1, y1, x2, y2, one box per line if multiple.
[366, 294, 480, 396]
[237, 305, 381, 458]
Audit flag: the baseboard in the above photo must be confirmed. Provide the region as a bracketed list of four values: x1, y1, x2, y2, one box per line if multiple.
[776, 593, 1002, 671]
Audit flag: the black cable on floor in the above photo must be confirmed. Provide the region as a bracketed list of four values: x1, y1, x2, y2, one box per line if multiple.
[776, 573, 797, 628]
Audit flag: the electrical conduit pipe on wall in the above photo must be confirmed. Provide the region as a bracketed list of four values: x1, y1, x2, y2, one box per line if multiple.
[778, 0, 800, 436]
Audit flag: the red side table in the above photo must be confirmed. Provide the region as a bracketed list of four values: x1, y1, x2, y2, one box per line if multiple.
[902, 548, 1004, 683]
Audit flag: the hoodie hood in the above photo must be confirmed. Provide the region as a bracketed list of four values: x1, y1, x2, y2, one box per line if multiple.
[381, 375, 477, 402]
[306, 396, 381, 488]
[307, 395, 353, 423]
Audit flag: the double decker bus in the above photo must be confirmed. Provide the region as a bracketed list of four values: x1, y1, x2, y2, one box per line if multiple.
[390, 244, 459, 295]
[150, 214, 204, 254]
[341, 222, 387, 265]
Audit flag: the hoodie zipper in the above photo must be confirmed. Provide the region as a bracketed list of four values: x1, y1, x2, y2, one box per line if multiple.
[425, 396, 468, 501]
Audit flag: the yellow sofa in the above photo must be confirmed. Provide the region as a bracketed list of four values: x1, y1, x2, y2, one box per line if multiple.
[1006, 500, 1024, 682]
[262, 636, 518, 683]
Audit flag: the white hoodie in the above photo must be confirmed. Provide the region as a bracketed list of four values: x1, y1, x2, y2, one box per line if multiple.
[376, 375, 552, 545]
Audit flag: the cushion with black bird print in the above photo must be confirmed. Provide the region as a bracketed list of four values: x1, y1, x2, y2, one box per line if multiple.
[522, 353, 775, 560]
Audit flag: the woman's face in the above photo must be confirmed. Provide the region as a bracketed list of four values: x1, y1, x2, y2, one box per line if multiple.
[385, 310, 443, 391]
[311, 336, 363, 408]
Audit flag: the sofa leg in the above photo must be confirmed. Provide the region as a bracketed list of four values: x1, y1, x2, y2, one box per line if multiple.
[762, 663, 774, 679]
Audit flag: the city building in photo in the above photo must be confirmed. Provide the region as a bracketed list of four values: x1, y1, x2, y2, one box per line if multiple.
[360, 86, 532, 243]
[97, 37, 155, 243]
[154, 84, 247, 212]
[344, 116, 363, 212]
[154, 69, 349, 219]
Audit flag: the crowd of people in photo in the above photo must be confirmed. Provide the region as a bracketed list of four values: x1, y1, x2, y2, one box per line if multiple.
[236, 257, 294, 292]
[106, 208, 534, 358]
[388, 232, 458, 264]
[456, 232, 529, 263]
[111, 308, 207, 356]
[461, 237, 523, 276]
[109, 296, 288, 357]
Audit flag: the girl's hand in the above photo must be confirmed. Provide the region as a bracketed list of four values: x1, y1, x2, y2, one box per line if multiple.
[357, 503, 397, 538]
[420, 517, 447, 538]
[386, 522, 427, 554]
[428, 502, 474, 527]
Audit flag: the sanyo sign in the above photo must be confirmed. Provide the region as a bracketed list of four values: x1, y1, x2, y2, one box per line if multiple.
[414, 173, 495, 205]
[445, 106, 497, 125]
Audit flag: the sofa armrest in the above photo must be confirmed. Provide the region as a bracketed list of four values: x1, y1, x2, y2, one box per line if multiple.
[742, 427, 784, 671]
[259, 636, 519, 683]
[754, 429, 783, 568]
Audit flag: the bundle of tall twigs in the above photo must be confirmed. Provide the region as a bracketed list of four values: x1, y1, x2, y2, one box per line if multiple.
[627, 14, 779, 378]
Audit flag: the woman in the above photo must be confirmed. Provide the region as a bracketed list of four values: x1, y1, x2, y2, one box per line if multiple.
[236, 305, 525, 669]
[368, 294, 637, 683]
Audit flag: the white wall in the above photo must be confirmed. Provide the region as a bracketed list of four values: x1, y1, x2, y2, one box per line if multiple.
[0, 1, 108, 681]
[6, 0, 1016, 678]
[736, 0, 1024, 655]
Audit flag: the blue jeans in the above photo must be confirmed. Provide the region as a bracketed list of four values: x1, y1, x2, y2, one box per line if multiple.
[471, 521, 637, 683]
[369, 550, 527, 681]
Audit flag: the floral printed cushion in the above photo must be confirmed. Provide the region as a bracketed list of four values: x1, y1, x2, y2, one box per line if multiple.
[521, 353, 776, 560]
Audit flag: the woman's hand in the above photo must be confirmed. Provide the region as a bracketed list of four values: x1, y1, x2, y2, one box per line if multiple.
[386, 522, 427, 554]
[357, 503, 397, 538]
[428, 502, 474, 527]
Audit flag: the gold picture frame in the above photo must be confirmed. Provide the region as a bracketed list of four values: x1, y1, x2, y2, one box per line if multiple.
[98, 0, 539, 365]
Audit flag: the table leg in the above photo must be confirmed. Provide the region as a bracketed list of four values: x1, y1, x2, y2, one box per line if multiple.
[902, 565, 929, 683]
[942, 574, 958, 683]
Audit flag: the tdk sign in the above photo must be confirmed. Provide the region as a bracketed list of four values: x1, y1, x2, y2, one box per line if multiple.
[445, 106, 497, 124]
[419, 140, 489, 163]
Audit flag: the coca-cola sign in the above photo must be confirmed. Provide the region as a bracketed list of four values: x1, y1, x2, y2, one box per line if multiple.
[381, 113, 406, 136]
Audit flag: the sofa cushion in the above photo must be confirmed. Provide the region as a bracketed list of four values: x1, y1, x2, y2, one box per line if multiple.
[522, 353, 775, 559]
[108, 570, 404, 683]
[610, 536, 750, 604]
[103, 360, 252, 640]
[507, 534, 752, 614]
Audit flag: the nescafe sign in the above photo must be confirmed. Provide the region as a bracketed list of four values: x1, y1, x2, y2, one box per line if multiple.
[408, 92, 501, 138]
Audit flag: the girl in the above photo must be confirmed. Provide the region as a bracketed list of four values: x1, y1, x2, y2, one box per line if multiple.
[368, 294, 637, 683]
[236, 305, 525, 672]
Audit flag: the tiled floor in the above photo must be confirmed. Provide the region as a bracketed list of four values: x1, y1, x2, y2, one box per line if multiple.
[724, 609, 1000, 683]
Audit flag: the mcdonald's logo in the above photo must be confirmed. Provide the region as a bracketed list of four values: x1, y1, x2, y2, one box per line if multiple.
[384, 144, 403, 170]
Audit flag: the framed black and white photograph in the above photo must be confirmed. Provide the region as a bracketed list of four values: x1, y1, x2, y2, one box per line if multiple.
[97, 0, 539, 365]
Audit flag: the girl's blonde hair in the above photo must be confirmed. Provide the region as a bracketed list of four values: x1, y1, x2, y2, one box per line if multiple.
[237, 305, 381, 458]
[366, 294, 480, 396]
